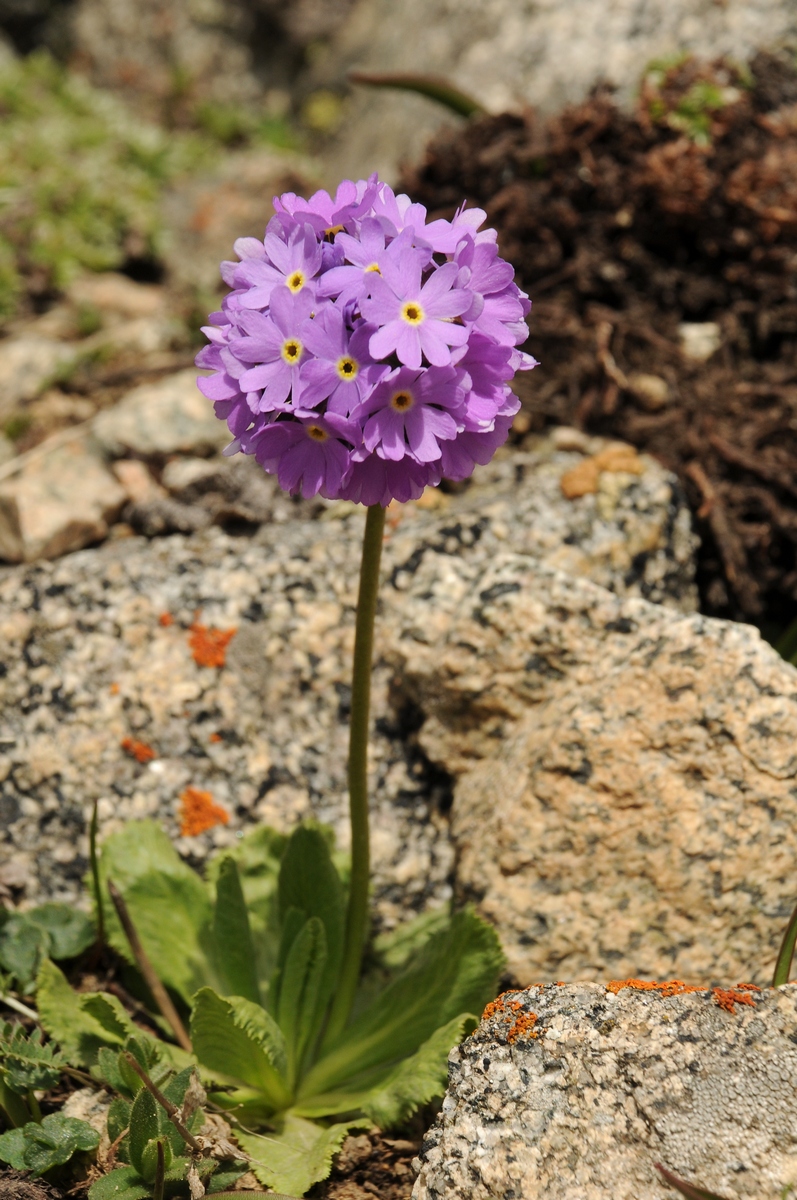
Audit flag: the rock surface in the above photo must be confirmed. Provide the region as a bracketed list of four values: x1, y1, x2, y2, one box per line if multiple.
[0, 336, 79, 421]
[317, 0, 797, 182]
[413, 982, 797, 1200]
[0, 439, 695, 927]
[0, 431, 126, 562]
[92, 369, 231, 459]
[389, 551, 797, 984]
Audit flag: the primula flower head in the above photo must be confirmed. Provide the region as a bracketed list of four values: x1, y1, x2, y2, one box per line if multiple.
[197, 174, 536, 505]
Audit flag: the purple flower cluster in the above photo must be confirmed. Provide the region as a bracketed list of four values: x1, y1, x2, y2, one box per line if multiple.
[196, 176, 536, 506]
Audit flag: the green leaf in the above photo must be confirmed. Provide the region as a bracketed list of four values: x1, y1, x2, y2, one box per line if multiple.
[773, 894, 797, 986]
[37, 959, 124, 1067]
[237, 1114, 360, 1196]
[213, 857, 261, 1005]
[98, 820, 215, 1004]
[81, 992, 142, 1043]
[127, 1086, 160, 1177]
[347, 70, 486, 117]
[0, 1126, 27, 1169]
[277, 918, 328, 1086]
[0, 904, 93, 989]
[140, 1135, 172, 1183]
[26, 904, 94, 960]
[0, 1113, 99, 1176]
[277, 827, 345, 1013]
[88, 1165, 151, 1200]
[0, 1022, 67, 1093]
[0, 915, 48, 988]
[107, 1096, 132, 1145]
[304, 908, 503, 1097]
[295, 1012, 474, 1125]
[372, 907, 452, 972]
[206, 826, 286, 996]
[190, 988, 291, 1111]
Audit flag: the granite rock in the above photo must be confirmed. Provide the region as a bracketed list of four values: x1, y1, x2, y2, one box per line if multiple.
[317, 0, 797, 183]
[387, 552, 797, 984]
[0, 440, 696, 925]
[92, 369, 231, 460]
[0, 431, 126, 562]
[413, 982, 797, 1200]
[0, 336, 79, 421]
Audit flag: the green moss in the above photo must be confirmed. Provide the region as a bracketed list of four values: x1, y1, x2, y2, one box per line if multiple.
[0, 53, 300, 326]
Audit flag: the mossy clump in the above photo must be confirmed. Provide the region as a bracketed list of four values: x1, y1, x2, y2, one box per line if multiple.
[0, 52, 295, 326]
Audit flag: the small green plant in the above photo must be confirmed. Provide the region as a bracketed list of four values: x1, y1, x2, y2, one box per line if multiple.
[0, 903, 94, 995]
[0, 1022, 99, 1175]
[38, 819, 501, 1194]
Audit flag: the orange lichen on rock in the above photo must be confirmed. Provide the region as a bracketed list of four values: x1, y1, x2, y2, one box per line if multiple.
[507, 1011, 539, 1043]
[209, 732, 223, 743]
[188, 622, 236, 668]
[711, 987, 758, 1014]
[179, 787, 229, 837]
[110, 682, 120, 695]
[481, 993, 540, 1042]
[608, 978, 761, 1015]
[159, 612, 174, 627]
[121, 736, 156, 764]
[607, 978, 704, 998]
[482, 992, 523, 1021]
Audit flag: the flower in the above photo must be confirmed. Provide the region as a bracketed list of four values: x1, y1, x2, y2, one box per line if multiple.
[196, 175, 536, 505]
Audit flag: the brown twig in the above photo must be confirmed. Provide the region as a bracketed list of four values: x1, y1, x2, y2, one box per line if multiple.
[107, 879, 193, 1053]
[684, 461, 759, 613]
[708, 433, 797, 501]
[122, 1052, 203, 1153]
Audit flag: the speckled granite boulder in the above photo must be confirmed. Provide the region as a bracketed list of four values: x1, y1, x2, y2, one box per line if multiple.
[0, 437, 698, 912]
[413, 982, 797, 1200]
[388, 553, 797, 984]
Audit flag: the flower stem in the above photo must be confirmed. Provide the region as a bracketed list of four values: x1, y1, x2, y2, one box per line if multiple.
[325, 503, 386, 1043]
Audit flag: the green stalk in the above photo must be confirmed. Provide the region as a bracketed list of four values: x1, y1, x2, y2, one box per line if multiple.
[153, 1139, 165, 1200]
[324, 504, 386, 1044]
[26, 1089, 42, 1122]
[0, 1076, 29, 1127]
[773, 895, 797, 986]
[89, 799, 105, 950]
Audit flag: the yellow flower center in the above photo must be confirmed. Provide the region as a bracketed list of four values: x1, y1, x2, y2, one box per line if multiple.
[365, 263, 381, 274]
[336, 356, 358, 382]
[390, 390, 414, 412]
[307, 424, 328, 441]
[281, 338, 302, 365]
[287, 270, 306, 293]
[325, 224, 344, 238]
[401, 300, 424, 325]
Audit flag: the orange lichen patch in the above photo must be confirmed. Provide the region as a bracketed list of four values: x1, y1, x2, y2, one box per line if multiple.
[209, 732, 223, 743]
[481, 993, 540, 1042]
[608, 978, 760, 1015]
[607, 979, 704, 998]
[507, 1012, 539, 1043]
[109, 682, 120, 695]
[482, 992, 523, 1021]
[712, 988, 758, 1014]
[121, 737, 156, 764]
[159, 612, 174, 627]
[188, 622, 236, 668]
[179, 787, 229, 837]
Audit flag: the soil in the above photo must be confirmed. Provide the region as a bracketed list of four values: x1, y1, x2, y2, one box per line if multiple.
[401, 49, 797, 636]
